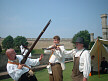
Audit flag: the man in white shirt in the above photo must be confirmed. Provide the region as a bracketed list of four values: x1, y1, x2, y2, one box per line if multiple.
[60, 37, 91, 81]
[6, 48, 43, 81]
[44, 36, 65, 81]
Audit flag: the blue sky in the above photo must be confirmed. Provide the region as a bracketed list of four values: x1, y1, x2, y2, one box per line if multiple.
[0, 0, 108, 38]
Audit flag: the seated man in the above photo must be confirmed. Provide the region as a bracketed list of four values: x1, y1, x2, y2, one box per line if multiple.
[100, 57, 108, 74]
[6, 49, 43, 81]
[91, 55, 95, 74]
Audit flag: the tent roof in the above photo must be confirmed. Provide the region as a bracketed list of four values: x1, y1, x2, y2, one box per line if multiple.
[90, 39, 108, 54]
[90, 39, 108, 71]
[98, 39, 108, 45]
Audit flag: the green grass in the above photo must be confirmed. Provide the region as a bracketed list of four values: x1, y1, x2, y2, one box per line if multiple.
[1, 62, 108, 81]
[31, 49, 44, 54]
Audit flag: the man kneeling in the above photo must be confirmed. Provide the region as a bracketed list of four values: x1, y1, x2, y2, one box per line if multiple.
[6, 49, 43, 81]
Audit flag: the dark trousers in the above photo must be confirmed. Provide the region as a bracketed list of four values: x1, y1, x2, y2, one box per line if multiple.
[18, 72, 38, 81]
[49, 63, 63, 81]
[100, 68, 107, 74]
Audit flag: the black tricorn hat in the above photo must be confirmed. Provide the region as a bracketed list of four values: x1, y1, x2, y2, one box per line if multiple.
[75, 37, 84, 44]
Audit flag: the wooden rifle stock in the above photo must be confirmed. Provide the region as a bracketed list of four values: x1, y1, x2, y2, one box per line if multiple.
[21, 19, 51, 64]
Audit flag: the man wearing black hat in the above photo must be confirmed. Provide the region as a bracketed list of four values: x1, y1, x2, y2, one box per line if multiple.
[59, 37, 91, 81]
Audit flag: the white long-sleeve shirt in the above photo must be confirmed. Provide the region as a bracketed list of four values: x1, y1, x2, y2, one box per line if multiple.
[59, 46, 91, 78]
[44, 45, 65, 70]
[7, 55, 40, 81]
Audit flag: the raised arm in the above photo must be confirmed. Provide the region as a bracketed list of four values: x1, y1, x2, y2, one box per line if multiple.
[44, 46, 53, 54]
[20, 45, 24, 54]
[59, 46, 76, 58]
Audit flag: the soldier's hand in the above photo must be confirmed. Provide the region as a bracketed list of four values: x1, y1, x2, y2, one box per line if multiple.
[39, 54, 43, 61]
[56, 46, 60, 50]
[18, 64, 25, 69]
[51, 49, 55, 52]
[83, 77, 87, 81]
[51, 44, 56, 48]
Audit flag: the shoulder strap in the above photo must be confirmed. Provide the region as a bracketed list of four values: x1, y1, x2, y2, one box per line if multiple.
[8, 61, 31, 70]
[49, 51, 54, 60]
[49, 45, 60, 61]
[80, 49, 85, 56]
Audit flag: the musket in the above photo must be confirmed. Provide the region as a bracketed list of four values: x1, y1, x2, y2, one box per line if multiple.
[42, 44, 64, 50]
[21, 19, 51, 64]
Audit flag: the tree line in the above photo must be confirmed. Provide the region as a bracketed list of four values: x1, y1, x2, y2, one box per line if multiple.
[0, 30, 99, 53]
[0, 36, 28, 53]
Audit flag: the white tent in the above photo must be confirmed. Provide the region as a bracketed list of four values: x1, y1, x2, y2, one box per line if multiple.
[90, 39, 108, 77]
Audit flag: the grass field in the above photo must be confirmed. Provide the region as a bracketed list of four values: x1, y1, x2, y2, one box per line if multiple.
[1, 62, 108, 81]
[31, 49, 44, 54]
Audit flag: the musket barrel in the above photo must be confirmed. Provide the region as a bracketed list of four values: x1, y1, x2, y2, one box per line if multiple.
[21, 19, 51, 64]
[42, 44, 64, 50]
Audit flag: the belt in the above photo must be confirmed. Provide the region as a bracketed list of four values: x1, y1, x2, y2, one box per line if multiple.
[49, 62, 60, 66]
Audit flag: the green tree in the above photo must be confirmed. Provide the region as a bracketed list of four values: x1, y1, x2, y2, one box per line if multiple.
[72, 30, 90, 49]
[2, 35, 14, 50]
[13, 36, 28, 49]
[98, 36, 102, 39]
